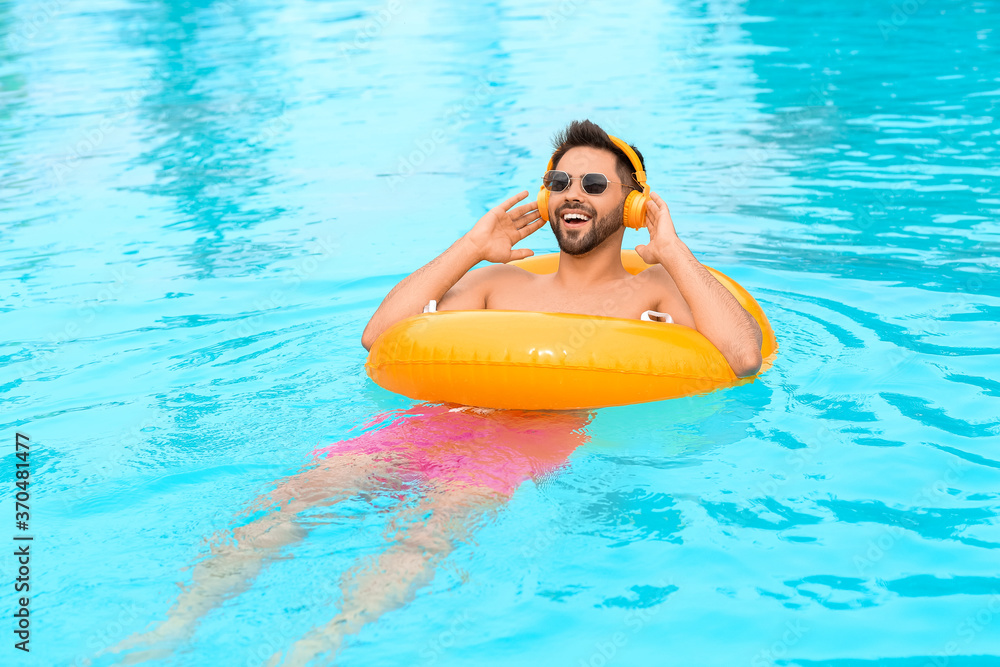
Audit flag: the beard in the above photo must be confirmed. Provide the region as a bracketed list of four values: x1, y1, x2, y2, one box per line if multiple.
[551, 202, 624, 256]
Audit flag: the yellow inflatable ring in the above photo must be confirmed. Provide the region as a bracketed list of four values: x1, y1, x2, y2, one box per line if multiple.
[365, 250, 777, 410]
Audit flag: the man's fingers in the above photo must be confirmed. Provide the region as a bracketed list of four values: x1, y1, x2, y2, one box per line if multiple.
[517, 211, 545, 229]
[508, 248, 534, 262]
[515, 214, 538, 230]
[655, 194, 670, 213]
[644, 199, 659, 228]
[498, 190, 530, 212]
[650, 191, 671, 216]
[510, 202, 539, 220]
[518, 217, 546, 236]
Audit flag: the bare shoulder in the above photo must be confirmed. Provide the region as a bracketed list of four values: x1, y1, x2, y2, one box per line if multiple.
[634, 263, 677, 292]
[463, 262, 535, 286]
[439, 262, 535, 311]
[634, 264, 695, 326]
[488, 262, 537, 280]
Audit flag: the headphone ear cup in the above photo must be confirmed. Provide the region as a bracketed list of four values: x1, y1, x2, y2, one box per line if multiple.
[622, 191, 648, 229]
[537, 188, 550, 222]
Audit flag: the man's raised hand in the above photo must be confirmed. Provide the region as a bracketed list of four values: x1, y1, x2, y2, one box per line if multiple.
[464, 191, 547, 264]
[634, 191, 680, 266]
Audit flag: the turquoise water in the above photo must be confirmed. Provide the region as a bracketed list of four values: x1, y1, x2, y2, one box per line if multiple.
[2, 0, 999, 664]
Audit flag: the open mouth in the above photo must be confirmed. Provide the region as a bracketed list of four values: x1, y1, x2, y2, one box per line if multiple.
[561, 211, 592, 227]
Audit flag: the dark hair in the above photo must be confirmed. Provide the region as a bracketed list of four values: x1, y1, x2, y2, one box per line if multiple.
[550, 120, 645, 191]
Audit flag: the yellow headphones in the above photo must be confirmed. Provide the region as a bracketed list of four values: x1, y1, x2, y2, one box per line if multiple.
[537, 134, 650, 229]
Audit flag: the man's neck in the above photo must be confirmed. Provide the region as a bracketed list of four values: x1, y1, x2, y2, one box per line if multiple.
[553, 241, 631, 289]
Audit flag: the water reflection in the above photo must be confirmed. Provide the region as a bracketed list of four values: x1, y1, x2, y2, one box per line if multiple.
[736, 0, 998, 293]
[122, 0, 293, 278]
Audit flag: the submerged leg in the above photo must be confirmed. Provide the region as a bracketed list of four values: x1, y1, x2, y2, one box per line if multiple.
[268, 485, 503, 667]
[105, 453, 391, 664]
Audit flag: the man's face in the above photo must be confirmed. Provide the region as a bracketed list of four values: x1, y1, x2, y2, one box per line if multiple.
[549, 146, 628, 256]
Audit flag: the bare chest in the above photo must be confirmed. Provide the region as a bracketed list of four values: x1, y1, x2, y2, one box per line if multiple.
[486, 273, 661, 320]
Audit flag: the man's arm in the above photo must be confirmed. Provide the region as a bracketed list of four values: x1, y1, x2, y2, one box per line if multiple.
[361, 237, 483, 350]
[361, 192, 544, 350]
[636, 192, 763, 377]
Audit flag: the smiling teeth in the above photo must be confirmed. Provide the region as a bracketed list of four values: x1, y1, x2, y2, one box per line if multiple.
[564, 214, 590, 222]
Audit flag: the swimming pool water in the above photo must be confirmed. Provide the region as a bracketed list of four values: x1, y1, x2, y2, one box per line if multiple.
[1, 0, 998, 665]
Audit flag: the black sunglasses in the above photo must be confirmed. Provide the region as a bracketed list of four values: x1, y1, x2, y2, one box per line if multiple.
[542, 170, 635, 195]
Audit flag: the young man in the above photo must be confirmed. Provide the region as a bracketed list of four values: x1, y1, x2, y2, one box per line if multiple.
[362, 120, 763, 378]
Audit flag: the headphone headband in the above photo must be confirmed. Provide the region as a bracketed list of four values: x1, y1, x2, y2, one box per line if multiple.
[607, 134, 648, 194]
